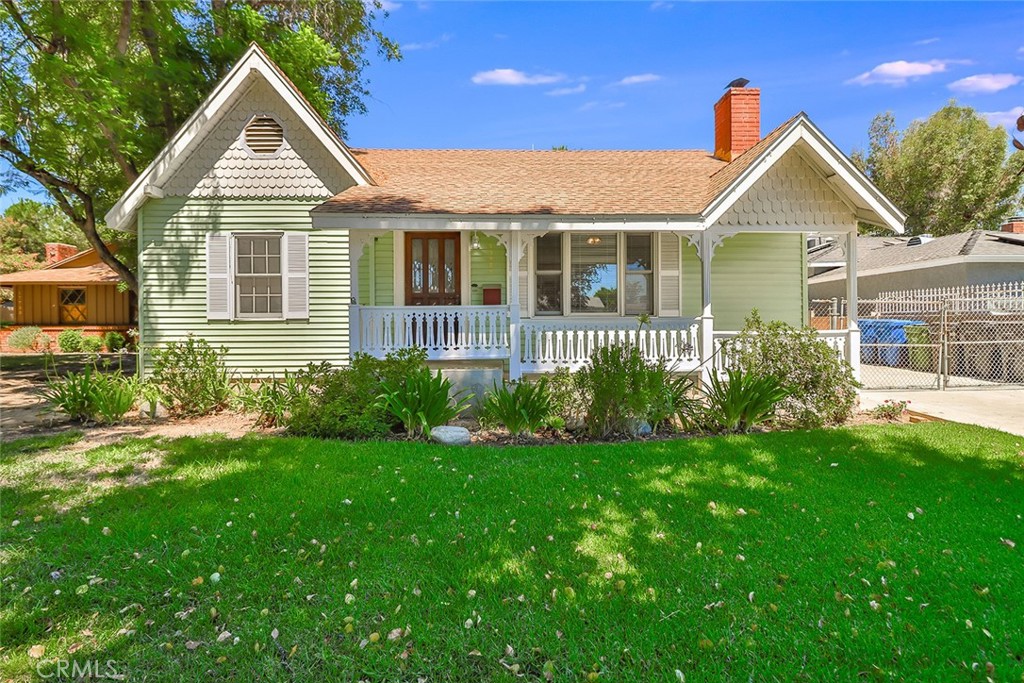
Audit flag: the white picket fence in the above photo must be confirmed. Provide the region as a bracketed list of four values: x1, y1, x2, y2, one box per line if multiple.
[873, 281, 1024, 314]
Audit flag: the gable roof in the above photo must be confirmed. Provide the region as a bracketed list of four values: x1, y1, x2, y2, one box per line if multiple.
[104, 43, 371, 232]
[0, 248, 122, 285]
[808, 231, 1024, 283]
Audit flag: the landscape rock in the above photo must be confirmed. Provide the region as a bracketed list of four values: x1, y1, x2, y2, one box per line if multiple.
[431, 426, 472, 446]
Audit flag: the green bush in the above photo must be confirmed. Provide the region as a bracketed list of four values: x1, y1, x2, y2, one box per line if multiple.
[57, 328, 84, 353]
[575, 344, 685, 438]
[81, 335, 104, 353]
[702, 368, 789, 434]
[103, 331, 127, 352]
[42, 365, 138, 424]
[283, 349, 428, 440]
[478, 379, 552, 437]
[724, 312, 858, 428]
[7, 326, 44, 351]
[150, 335, 231, 416]
[377, 367, 471, 438]
[546, 367, 587, 431]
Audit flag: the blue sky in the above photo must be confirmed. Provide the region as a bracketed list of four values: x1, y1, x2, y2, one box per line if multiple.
[3, 1, 1023, 212]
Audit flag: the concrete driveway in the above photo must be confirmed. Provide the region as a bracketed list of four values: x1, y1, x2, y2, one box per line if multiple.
[860, 389, 1024, 437]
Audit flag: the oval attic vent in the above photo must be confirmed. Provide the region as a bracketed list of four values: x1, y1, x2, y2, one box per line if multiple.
[244, 116, 284, 155]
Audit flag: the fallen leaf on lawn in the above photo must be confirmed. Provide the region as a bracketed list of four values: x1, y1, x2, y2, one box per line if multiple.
[28, 644, 45, 659]
[217, 631, 232, 643]
[271, 628, 279, 640]
[192, 577, 204, 586]
[369, 632, 380, 644]
[345, 593, 355, 604]
[1000, 538, 1016, 549]
[387, 628, 403, 641]
[468, 649, 482, 656]
[186, 641, 201, 650]
[67, 643, 82, 654]
[76, 584, 89, 595]
[736, 509, 747, 517]
[464, 619, 474, 629]
[102, 527, 111, 536]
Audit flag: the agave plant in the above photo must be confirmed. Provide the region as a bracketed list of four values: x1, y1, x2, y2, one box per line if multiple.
[377, 368, 472, 438]
[478, 379, 552, 437]
[703, 368, 789, 433]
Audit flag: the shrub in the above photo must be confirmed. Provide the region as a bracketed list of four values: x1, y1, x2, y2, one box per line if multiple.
[702, 368, 789, 434]
[7, 326, 43, 351]
[546, 367, 587, 431]
[377, 367, 471, 438]
[724, 312, 858, 428]
[868, 399, 908, 421]
[57, 328, 84, 353]
[478, 379, 552, 437]
[150, 335, 231, 416]
[575, 344, 685, 438]
[42, 365, 138, 424]
[81, 335, 104, 353]
[104, 331, 127, 352]
[283, 350, 428, 440]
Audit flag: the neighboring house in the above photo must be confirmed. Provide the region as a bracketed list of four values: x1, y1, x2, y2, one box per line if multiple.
[0, 244, 133, 351]
[808, 221, 1024, 301]
[103, 45, 904, 384]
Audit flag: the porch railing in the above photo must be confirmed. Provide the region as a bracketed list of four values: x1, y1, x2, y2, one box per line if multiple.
[353, 305, 510, 360]
[520, 318, 701, 373]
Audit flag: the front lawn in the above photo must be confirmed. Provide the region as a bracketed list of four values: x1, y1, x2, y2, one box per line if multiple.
[1, 424, 1021, 680]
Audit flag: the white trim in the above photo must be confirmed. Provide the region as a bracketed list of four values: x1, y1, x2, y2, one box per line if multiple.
[104, 43, 372, 232]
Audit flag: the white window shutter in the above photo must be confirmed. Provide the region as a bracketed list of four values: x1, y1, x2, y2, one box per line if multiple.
[283, 232, 309, 319]
[206, 232, 231, 320]
[518, 241, 529, 314]
[658, 233, 681, 317]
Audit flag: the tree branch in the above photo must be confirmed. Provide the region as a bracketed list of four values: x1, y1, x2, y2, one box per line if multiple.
[2, 0, 58, 53]
[138, 0, 177, 139]
[116, 0, 132, 56]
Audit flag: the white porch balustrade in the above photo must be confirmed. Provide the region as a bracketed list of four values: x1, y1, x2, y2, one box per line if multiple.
[353, 305, 510, 360]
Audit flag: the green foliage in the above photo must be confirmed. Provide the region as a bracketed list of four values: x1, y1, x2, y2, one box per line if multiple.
[7, 326, 44, 351]
[81, 335, 104, 354]
[377, 368, 471, 438]
[103, 331, 126, 352]
[149, 335, 231, 416]
[725, 312, 858, 428]
[868, 399, 909, 421]
[575, 344, 684, 438]
[1, 200, 88, 257]
[702, 368, 789, 434]
[283, 349, 428, 440]
[546, 367, 587, 430]
[478, 379, 553, 437]
[853, 104, 1024, 235]
[42, 365, 138, 424]
[139, 381, 162, 419]
[57, 329, 84, 353]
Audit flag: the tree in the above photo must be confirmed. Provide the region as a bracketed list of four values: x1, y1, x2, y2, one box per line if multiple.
[852, 103, 1024, 235]
[2, 199, 88, 255]
[0, 0, 399, 293]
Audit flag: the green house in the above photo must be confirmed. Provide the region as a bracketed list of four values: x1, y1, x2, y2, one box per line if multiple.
[105, 45, 905, 384]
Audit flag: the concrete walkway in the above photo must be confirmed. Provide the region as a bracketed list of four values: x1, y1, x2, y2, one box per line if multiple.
[860, 389, 1024, 437]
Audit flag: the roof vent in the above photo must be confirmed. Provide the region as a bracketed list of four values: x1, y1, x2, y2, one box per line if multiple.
[244, 116, 284, 155]
[906, 235, 934, 247]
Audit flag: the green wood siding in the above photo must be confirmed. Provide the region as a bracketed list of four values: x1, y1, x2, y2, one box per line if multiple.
[357, 233, 395, 306]
[139, 198, 350, 376]
[710, 232, 806, 330]
[470, 234, 506, 305]
[681, 241, 701, 318]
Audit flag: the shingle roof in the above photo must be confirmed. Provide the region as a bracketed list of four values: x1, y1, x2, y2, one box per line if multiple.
[314, 115, 803, 217]
[0, 263, 121, 285]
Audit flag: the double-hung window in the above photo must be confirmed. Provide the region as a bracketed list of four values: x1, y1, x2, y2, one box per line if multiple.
[535, 232, 655, 316]
[235, 234, 283, 318]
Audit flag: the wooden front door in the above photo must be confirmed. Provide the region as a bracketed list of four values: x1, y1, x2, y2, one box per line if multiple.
[405, 232, 461, 306]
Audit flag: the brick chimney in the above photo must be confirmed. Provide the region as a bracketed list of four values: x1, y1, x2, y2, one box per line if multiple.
[44, 243, 79, 265]
[1001, 218, 1024, 234]
[714, 87, 761, 162]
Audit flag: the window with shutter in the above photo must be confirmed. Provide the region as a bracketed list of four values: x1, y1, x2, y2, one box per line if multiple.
[206, 233, 232, 319]
[206, 231, 310, 321]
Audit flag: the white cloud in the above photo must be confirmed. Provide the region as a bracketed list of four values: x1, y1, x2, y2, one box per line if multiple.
[579, 100, 626, 112]
[913, 37, 940, 46]
[846, 59, 969, 86]
[650, 1, 674, 10]
[471, 69, 565, 86]
[377, 0, 401, 10]
[949, 73, 1022, 94]
[613, 73, 662, 86]
[547, 84, 586, 96]
[981, 106, 1024, 130]
[402, 33, 452, 51]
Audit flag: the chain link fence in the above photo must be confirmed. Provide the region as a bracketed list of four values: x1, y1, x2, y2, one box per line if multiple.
[813, 281, 1024, 390]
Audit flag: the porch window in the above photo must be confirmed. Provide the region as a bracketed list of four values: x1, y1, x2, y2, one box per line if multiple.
[625, 233, 654, 315]
[535, 233, 562, 314]
[59, 288, 87, 323]
[571, 234, 618, 313]
[235, 234, 283, 318]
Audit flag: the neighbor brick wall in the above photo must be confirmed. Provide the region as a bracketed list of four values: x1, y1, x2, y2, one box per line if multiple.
[714, 88, 761, 162]
[1001, 220, 1024, 234]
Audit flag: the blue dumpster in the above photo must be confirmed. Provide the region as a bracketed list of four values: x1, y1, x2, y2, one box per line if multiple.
[858, 319, 925, 366]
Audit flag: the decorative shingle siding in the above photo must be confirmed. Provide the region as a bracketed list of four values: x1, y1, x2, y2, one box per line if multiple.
[163, 79, 356, 200]
[717, 152, 855, 227]
[139, 198, 350, 376]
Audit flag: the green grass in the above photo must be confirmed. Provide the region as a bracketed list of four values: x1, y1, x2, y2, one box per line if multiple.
[1, 424, 1022, 681]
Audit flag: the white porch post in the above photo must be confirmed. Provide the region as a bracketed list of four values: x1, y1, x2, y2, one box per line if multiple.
[845, 229, 860, 381]
[508, 233, 523, 380]
[699, 231, 715, 387]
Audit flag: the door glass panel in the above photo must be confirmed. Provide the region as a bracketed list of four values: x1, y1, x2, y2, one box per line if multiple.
[411, 239, 423, 293]
[570, 234, 618, 314]
[428, 239, 439, 293]
[444, 238, 456, 294]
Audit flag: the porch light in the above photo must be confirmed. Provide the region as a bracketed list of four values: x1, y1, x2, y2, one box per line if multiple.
[586, 236, 602, 245]
[471, 231, 482, 250]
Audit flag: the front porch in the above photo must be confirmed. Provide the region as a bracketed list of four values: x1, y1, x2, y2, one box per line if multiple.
[347, 227, 862, 380]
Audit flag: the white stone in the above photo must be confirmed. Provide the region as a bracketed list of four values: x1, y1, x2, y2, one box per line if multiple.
[431, 426, 472, 446]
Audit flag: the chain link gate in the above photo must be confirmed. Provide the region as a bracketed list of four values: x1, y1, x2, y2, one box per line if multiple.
[813, 281, 1024, 390]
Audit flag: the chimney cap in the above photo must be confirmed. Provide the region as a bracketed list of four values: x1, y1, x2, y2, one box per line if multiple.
[725, 77, 750, 89]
